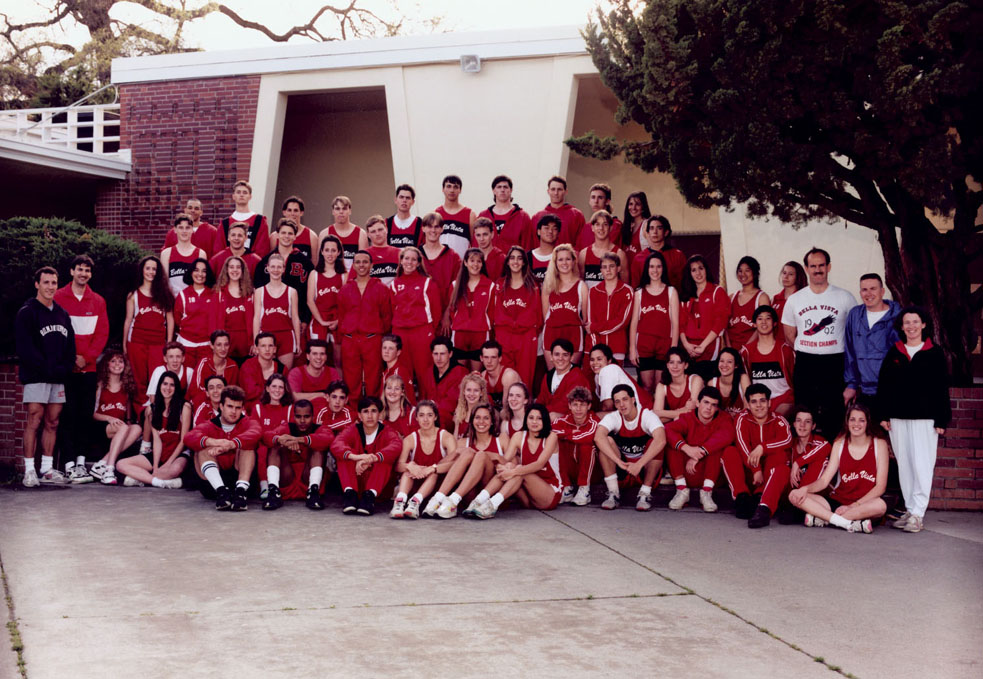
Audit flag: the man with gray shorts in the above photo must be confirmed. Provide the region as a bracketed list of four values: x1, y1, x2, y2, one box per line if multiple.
[15, 266, 76, 487]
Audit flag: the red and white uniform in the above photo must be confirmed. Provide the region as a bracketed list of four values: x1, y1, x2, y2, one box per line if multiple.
[254, 401, 292, 484]
[537, 368, 591, 419]
[209, 249, 261, 279]
[664, 375, 699, 413]
[174, 286, 216, 367]
[432, 365, 468, 431]
[582, 247, 622, 289]
[492, 281, 543, 389]
[127, 290, 169, 397]
[599, 408, 664, 461]
[184, 414, 262, 471]
[256, 285, 297, 356]
[630, 247, 687, 290]
[407, 429, 450, 467]
[308, 270, 344, 341]
[383, 407, 418, 438]
[330, 422, 402, 494]
[722, 411, 792, 512]
[530, 204, 585, 247]
[214, 214, 271, 258]
[326, 224, 364, 272]
[391, 272, 442, 400]
[586, 281, 632, 357]
[552, 413, 599, 488]
[156, 425, 184, 465]
[664, 410, 735, 490]
[635, 286, 673, 362]
[451, 276, 495, 355]
[164, 222, 218, 259]
[96, 385, 131, 422]
[728, 290, 767, 349]
[215, 287, 252, 360]
[315, 404, 355, 433]
[238, 357, 287, 409]
[792, 433, 832, 490]
[193, 401, 219, 426]
[166, 247, 201, 296]
[528, 249, 551, 284]
[680, 283, 729, 363]
[518, 431, 563, 500]
[478, 205, 534, 252]
[436, 205, 475, 258]
[770, 289, 791, 321]
[829, 439, 878, 505]
[576, 216, 623, 251]
[188, 357, 239, 403]
[358, 245, 401, 287]
[337, 277, 393, 398]
[289, 227, 317, 263]
[54, 284, 109, 373]
[544, 281, 586, 354]
[387, 215, 423, 249]
[422, 245, 462, 310]
[706, 376, 746, 418]
[739, 340, 795, 408]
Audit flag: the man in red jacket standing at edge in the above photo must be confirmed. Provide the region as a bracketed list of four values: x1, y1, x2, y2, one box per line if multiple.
[164, 198, 218, 259]
[722, 383, 793, 528]
[429, 336, 468, 428]
[213, 180, 271, 258]
[54, 255, 109, 483]
[261, 399, 334, 511]
[478, 174, 534, 251]
[538, 338, 590, 422]
[531, 176, 585, 248]
[338, 250, 393, 398]
[665, 386, 735, 512]
[185, 385, 261, 511]
[435, 174, 477, 258]
[331, 396, 402, 516]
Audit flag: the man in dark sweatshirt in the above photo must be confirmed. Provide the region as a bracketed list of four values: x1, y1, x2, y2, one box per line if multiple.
[15, 266, 76, 487]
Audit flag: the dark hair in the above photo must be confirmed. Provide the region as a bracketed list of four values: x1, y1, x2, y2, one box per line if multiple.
[537, 214, 561, 233]
[621, 191, 652, 247]
[254, 331, 276, 347]
[841, 403, 875, 439]
[480, 340, 503, 357]
[358, 396, 384, 412]
[281, 195, 304, 212]
[782, 261, 807, 291]
[353, 250, 373, 264]
[382, 334, 403, 350]
[220, 385, 246, 405]
[736, 256, 761, 289]
[173, 212, 193, 227]
[469, 404, 500, 438]
[151, 370, 186, 431]
[589, 183, 612, 201]
[717, 348, 746, 378]
[680, 254, 715, 303]
[316, 235, 348, 275]
[430, 336, 454, 353]
[491, 174, 513, 189]
[896, 305, 932, 341]
[790, 405, 817, 427]
[203, 374, 227, 390]
[135, 256, 174, 311]
[293, 398, 313, 413]
[567, 386, 592, 404]
[327, 379, 349, 396]
[450, 248, 488, 313]
[396, 183, 416, 198]
[744, 383, 772, 401]
[442, 175, 463, 188]
[547, 175, 567, 189]
[647, 214, 672, 238]
[276, 218, 298, 234]
[589, 343, 615, 362]
[209, 330, 230, 344]
[306, 339, 329, 354]
[753, 305, 779, 325]
[666, 346, 689, 364]
[638, 251, 669, 288]
[803, 247, 831, 267]
[523, 403, 553, 438]
[260, 373, 293, 406]
[70, 254, 95, 269]
[611, 384, 636, 400]
[860, 273, 883, 286]
[415, 399, 440, 427]
[550, 338, 575, 354]
[163, 341, 185, 355]
[182, 258, 216, 287]
[697, 386, 722, 403]
[34, 266, 57, 283]
[503, 245, 537, 293]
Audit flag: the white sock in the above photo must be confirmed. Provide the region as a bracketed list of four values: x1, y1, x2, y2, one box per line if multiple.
[201, 462, 224, 490]
[604, 474, 619, 494]
[674, 477, 687, 490]
[395, 492, 407, 502]
[639, 484, 652, 496]
[40, 456, 53, 474]
[702, 479, 715, 490]
[267, 466, 280, 487]
[151, 477, 166, 488]
[309, 467, 323, 488]
[490, 492, 505, 509]
[259, 479, 269, 491]
[829, 514, 851, 529]
[475, 490, 490, 505]
[23, 457, 33, 471]
[449, 492, 462, 506]
[65, 461, 75, 472]
[76, 455, 86, 466]
[412, 493, 423, 504]
[236, 480, 250, 491]
[431, 491, 446, 504]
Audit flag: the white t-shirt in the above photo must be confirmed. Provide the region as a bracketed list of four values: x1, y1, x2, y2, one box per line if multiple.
[599, 408, 664, 436]
[393, 214, 416, 230]
[146, 365, 194, 399]
[781, 284, 857, 354]
[866, 308, 890, 328]
[550, 368, 570, 392]
[906, 342, 924, 358]
[596, 364, 635, 402]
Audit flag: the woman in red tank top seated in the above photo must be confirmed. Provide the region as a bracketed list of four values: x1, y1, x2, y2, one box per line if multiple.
[389, 400, 458, 519]
[117, 371, 192, 489]
[653, 347, 704, 422]
[706, 348, 751, 418]
[88, 351, 144, 484]
[789, 404, 888, 533]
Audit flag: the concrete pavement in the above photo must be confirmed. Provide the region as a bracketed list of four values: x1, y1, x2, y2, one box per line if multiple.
[1, 485, 981, 678]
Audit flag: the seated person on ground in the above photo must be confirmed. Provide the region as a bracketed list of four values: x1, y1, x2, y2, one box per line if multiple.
[390, 400, 458, 519]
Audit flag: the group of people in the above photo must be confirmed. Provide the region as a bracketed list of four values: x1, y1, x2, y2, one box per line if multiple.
[14, 174, 951, 533]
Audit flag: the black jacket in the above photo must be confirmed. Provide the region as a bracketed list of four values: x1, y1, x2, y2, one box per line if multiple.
[14, 298, 76, 385]
[877, 340, 951, 428]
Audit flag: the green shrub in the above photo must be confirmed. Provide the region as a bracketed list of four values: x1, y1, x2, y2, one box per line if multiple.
[0, 217, 150, 356]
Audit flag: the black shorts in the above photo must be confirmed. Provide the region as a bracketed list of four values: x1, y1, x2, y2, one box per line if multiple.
[636, 355, 666, 372]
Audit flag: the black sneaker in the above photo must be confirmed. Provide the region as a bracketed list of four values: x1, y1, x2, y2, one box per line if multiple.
[748, 505, 772, 529]
[735, 492, 755, 519]
[342, 488, 359, 514]
[215, 485, 232, 511]
[263, 484, 283, 511]
[306, 484, 324, 510]
[356, 491, 376, 516]
[231, 486, 249, 511]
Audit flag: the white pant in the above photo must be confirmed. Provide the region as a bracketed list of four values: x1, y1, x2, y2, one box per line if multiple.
[888, 419, 938, 518]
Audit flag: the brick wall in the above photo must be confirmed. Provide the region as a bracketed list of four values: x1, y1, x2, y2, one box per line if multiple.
[0, 362, 27, 467]
[95, 75, 261, 250]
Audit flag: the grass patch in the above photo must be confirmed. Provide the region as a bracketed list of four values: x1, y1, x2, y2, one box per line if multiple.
[1, 554, 27, 678]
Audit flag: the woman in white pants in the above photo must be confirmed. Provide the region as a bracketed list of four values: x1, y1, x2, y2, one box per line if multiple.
[877, 306, 950, 533]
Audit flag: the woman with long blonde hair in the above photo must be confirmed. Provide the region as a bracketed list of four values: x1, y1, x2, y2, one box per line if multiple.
[541, 243, 588, 369]
[452, 372, 491, 440]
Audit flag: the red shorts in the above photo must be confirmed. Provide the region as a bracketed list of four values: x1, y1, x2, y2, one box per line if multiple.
[308, 321, 334, 344]
[269, 330, 297, 356]
[637, 333, 671, 360]
[543, 324, 584, 354]
[217, 452, 237, 471]
[539, 488, 562, 511]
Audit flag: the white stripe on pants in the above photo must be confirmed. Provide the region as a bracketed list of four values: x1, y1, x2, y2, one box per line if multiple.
[888, 419, 938, 518]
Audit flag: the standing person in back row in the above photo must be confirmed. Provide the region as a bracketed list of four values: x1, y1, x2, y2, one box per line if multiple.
[163, 198, 217, 259]
[479, 174, 534, 251]
[16, 267, 76, 487]
[782, 248, 857, 439]
[531, 176, 585, 247]
[435, 174, 477, 258]
[321, 196, 368, 272]
[213, 180, 271, 258]
[387, 184, 423, 248]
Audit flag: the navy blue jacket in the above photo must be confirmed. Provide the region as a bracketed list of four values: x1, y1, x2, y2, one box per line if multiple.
[14, 298, 76, 385]
[843, 300, 901, 395]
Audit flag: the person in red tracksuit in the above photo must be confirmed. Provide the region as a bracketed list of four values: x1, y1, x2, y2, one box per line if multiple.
[679, 254, 730, 382]
[492, 245, 543, 389]
[429, 336, 468, 430]
[185, 385, 261, 511]
[529, 175, 585, 247]
[551, 386, 599, 507]
[586, 253, 633, 361]
[420, 212, 462, 311]
[261, 399, 334, 511]
[665, 386, 735, 512]
[722, 383, 792, 528]
[538, 338, 590, 422]
[391, 246, 442, 400]
[360, 216, 402, 286]
[338, 250, 393, 398]
[441, 248, 495, 372]
[188, 330, 239, 403]
[380, 334, 416, 404]
[478, 174, 534, 252]
[173, 259, 217, 368]
[330, 396, 402, 516]
[122, 256, 174, 398]
[629, 215, 687, 290]
[210, 223, 262, 281]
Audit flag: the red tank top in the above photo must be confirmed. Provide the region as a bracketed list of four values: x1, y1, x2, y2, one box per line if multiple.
[483, 370, 505, 409]
[831, 439, 878, 504]
[97, 385, 130, 422]
[259, 285, 292, 332]
[158, 430, 182, 464]
[167, 247, 200, 292]
[637, 286, 672, 351]
[520, 432, 560, 487]
[771, 289, 789, 321]
[493, 283, 540, 333]
[546, 281, 583, 328]
[728, 290, 764, 348]
[529, 250, 551, 283]
[328, 224, 362, 271]
[452, 277, 494, 332]
[384, 407, 417, 438]
[253, 402, 290, 432]
[130, 290, 167, 344]
[312, 271, 342, 323]
[410, 429, 448, 466]
[468, 434, 503, 457]
[665, 376, 693, 411]
[218, 287, 251, 335]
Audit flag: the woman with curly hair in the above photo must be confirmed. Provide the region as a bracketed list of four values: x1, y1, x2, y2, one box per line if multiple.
[452, 372, 491, 440]
[122, 256, 174, 397]
[214, 255, 254, 362]
[706, 348, 751, 417]
[88, 350, 144, 484]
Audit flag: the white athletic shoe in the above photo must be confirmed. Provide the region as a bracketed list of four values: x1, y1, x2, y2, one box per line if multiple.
[892, 511, 911, 529]
[40, 469, 70, 485]
[122, 476, 144, 487]
[22, 468, 39, 488]
[699, 489, 718, 513]
[902, 515, 923, 533]
[635, 491, 653, 512]
[436, 501, 458, 519]
[99, 465, 117, 485]
[601, 491, 620, 510]
[422, 496, 441, 517]
[404, 497, 421, 520]
[461, 499, 482, 518]
[848, 519, 874, 534]
[390, 498, 406, 519]
[804, 513, 827, 528]
[68, 464, 93, 484]
[158, 477, 182, 489]
[474, 500, 497, 520]
[668, 488, 691, 510]
[573, 486, 591, 506]
[89, 461, 108, 481]
[560, 486, 576, 504]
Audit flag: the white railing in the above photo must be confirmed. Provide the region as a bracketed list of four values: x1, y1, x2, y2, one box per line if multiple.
[0, 103, 122, 155]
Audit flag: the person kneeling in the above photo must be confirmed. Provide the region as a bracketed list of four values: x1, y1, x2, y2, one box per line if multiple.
[330, 396, 402, 516]
[391, 400, 458, 519]
[594, 385, 667, 511]
[184, 385, 261, 511]
[261, 399, 334, 511]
